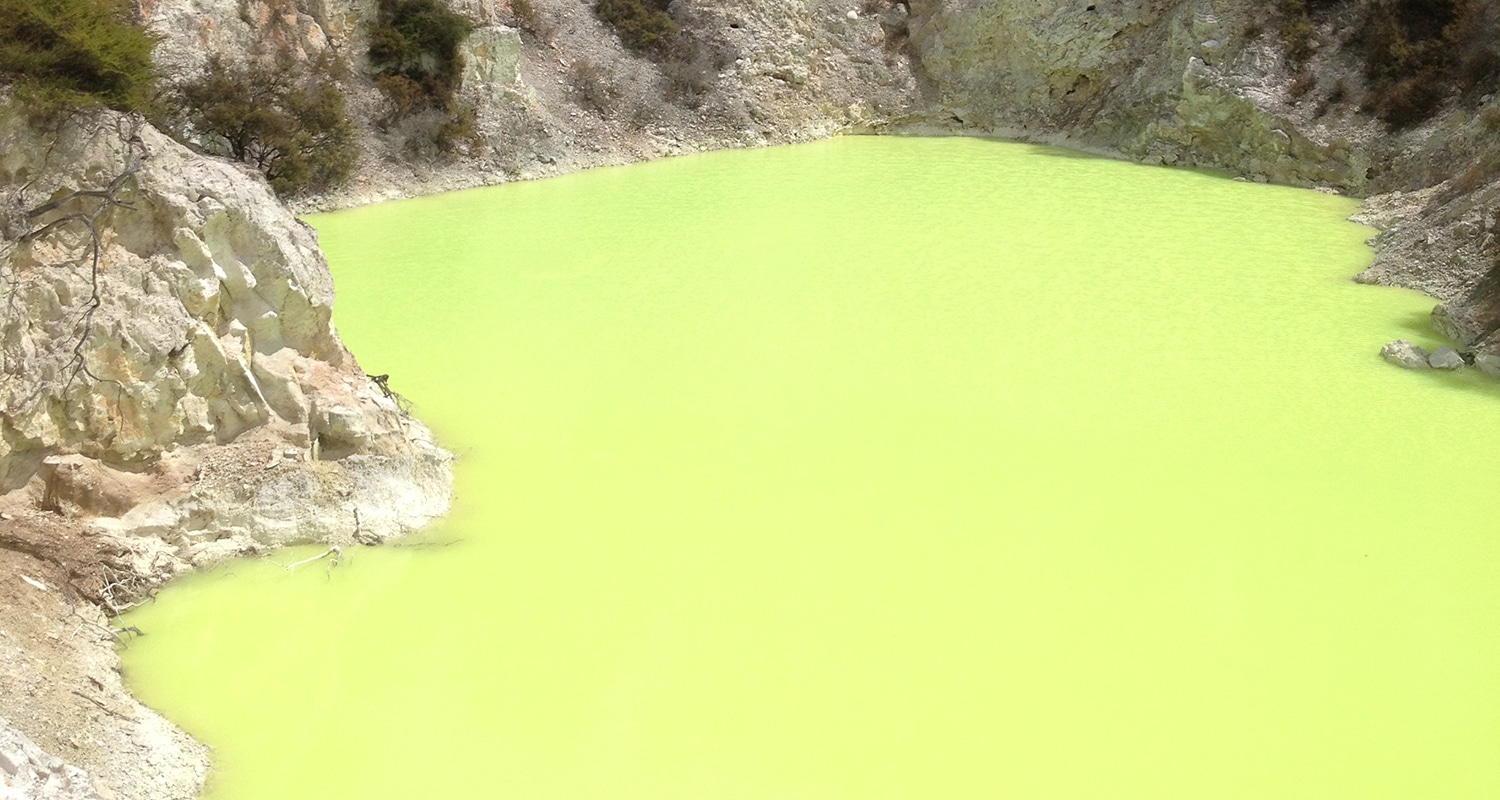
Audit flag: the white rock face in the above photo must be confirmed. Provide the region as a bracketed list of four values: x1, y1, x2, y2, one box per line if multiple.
[1, 93, 451, 800]
[143, 0, 356, 75]
[0, 96, 452, 558]
[142, 0, 921, 210]
[902, 0, 1499, 371]
[463, 26, 524, 92]
[0, 719, 105, 800]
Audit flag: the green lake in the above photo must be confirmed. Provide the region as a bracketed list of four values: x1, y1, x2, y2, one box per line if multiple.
[122, 137, 1500, 799]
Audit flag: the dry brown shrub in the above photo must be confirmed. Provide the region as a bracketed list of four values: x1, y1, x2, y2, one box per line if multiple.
[570, 58, 618, 113]
[1289, 70, 1316, 98]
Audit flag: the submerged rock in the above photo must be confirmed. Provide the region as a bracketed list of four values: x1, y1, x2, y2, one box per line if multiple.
[1476, 353, 1500, 377]
[1428, 345, 1466, 370]
[1379, 340, 1432, 370]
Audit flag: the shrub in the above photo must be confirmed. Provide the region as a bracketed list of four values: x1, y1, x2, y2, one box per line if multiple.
[163, 54, 357, 196]
[661, 50, 716, 107]
[1329, 77, 1347, 104]
[570, 58, 618, 113]
[1288, 69, 1316, 98]
[368, 0, 473, 112]
[367, 0, 476, 156]
[1452, 163, 1487, 194]
[1277, 0, 1317, 63]
[0, 0, 156, 111]
[1354, 0, 1500, 128]
[1482, 105, 1500, 133]
[510, 0, 553, 38]
[1378, 71, 1448, 127]
[436, 102, 480, 154]
[1434, 153, 1499, 205]
[594, 0, 680, 56]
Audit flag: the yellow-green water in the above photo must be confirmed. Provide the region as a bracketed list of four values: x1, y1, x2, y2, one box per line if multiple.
[123, 137, 1500, 799]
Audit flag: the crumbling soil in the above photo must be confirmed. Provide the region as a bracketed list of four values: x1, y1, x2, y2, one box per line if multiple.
[1, 513, 207, 800]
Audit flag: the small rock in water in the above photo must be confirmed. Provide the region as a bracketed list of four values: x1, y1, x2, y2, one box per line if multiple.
[1428, 345, 1465, 370]
[1474, 353, 1500, 377]
[1379, 340, 1431, 370]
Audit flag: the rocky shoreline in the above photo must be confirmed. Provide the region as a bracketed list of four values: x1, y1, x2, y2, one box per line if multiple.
[0, 97, 452, 798]
[3, 0, 1498, 798]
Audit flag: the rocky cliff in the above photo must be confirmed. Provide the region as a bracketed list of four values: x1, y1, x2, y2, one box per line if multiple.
[142, 0, 920, 209]
[139, 0, 1498, 352]
[0, 98, 452, 555]
[901, 0, 1500, 354]
[0, 96, 451, 798]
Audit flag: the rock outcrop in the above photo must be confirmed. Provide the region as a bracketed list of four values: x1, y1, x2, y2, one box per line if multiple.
[1428, 344, 1467, 369]
[902, 0, 1499, 365]
[142, 0, 920, 210]
[1380, 339, 1431, 369]
[0, 98, 451, 557]
[1, 718, 106, 800]
[0, 96, 451, 799]
[903, 0, 1361, 186]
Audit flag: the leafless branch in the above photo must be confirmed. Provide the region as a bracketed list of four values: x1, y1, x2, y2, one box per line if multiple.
[97, 563, 155, 616]
[70, 689, 132, 719]
[5, 114, 150, 390]
[284, 546, 343, 579]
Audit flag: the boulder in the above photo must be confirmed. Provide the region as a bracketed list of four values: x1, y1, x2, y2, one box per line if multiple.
[1379, 340, 1432, 370]
[1428, 345, 1466, 370]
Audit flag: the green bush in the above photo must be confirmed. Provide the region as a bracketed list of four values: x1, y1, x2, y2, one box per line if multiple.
[163, 55, 357, 196]
[0, 0, 156, 111]
[367, 0, 475, 156]
[1277, 0, 1317, 63]
[594, 0, 680, 56]
[368, 0, 473, 112]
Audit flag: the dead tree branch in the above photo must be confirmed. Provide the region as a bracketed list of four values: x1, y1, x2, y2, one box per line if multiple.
[284, 546, 343, 578]
[96, 562, 155, 616]
[69, 689, 132, 719]
[69, 608, 145, 647]
[2, 114, 150, 391]
[367, 372, 413, 415]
